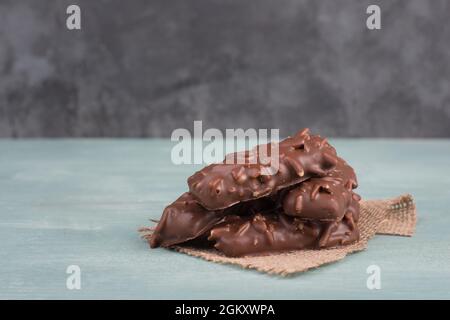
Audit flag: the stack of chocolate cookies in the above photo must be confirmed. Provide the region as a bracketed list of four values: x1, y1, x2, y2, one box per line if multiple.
[146, 129, 360, 257]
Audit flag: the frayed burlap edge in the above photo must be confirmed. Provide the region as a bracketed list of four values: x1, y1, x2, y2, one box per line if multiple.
[169, 194, 416, 276]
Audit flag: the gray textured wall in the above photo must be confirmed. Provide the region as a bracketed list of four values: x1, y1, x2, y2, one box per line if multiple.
[0, 0, 449, 138]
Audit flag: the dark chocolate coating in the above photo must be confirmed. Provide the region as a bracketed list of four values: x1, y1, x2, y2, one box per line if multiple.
[149, 193, 278, 248]
[187, 129, 338, 210]
[328, 156, 358, 190]
[208, 212, 359, 257]
[282, 157, 360, 222]
[148, 128, 361, 257]
[149, 193, 225, 248]
[149, 157, 361, 251]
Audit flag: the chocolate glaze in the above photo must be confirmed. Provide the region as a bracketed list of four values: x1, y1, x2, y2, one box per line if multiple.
[187, 129, 338, 210]
[282, 157, 360, 222]
[147, 129, 361, 257]
[149, 184, 360, 256]
[327, 156, 358, 190]
[208, 212, 359, 257]
[149, 193, 225, 248]
[149, 192, 277, 248]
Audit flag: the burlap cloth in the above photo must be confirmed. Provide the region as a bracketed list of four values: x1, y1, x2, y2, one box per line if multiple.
[163, 194, 416, 276]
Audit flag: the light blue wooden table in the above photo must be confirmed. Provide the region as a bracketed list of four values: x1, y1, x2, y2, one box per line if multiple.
[1, 139, 449, 299]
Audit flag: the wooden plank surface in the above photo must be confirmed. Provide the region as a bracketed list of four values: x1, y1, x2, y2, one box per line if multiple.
[0, 139, 449, 299]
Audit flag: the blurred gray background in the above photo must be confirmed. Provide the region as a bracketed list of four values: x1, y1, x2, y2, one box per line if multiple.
[0, 0, 449, 138]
